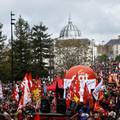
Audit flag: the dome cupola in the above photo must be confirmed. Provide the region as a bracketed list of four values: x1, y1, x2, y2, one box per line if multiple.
[59, 17, 81, 39]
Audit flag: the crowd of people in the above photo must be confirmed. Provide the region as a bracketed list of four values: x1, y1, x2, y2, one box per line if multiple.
[0, 60, 120, 120]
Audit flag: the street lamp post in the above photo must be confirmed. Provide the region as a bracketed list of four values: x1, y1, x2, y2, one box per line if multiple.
[91, 39, 95, 65]
[92, 39, 95, 65]
[10, 11, 15, 81]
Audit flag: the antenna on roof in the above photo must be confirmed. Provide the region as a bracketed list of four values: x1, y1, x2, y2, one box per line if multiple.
[68, 13, 72, 23]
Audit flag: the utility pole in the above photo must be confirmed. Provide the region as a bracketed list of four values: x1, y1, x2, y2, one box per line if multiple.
[10, 11, 15, 81]
[92, 39, 95, 65]
[102, 40, 104, 55]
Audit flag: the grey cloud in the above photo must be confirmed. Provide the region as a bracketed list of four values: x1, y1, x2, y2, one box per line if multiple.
[1, 0, 120, 43]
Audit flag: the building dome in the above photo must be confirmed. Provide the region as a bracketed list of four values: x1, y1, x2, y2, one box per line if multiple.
[59, 18, 81, 39]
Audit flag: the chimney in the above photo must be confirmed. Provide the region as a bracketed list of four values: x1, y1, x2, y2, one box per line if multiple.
[118, 35, 120, 39]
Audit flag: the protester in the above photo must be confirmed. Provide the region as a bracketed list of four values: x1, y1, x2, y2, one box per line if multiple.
[0, 60, 119, 119]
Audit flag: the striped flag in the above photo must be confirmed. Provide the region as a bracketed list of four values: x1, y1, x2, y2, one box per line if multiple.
[18, 73, 32, 110]
[66, 73, 80, 103]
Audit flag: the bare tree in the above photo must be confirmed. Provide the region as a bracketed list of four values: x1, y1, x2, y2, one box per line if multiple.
[54, 39, 90, 73]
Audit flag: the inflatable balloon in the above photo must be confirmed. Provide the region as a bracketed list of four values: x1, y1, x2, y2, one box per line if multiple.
[64, 65, 97, 102]
[64, 65, 96, 80]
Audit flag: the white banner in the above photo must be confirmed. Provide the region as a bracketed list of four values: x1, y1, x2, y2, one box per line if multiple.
[64, 78, 96, 100]
[79, 79, 96, 102]
[64, 79, 73, 89]
[92, 79, 103, 100]
[80, 80, 86, 102]
[63, 79, 72, 98]
[86, 79, 96, 92]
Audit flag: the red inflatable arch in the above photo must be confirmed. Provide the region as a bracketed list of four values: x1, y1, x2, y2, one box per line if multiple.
[64, 65, 96, 80]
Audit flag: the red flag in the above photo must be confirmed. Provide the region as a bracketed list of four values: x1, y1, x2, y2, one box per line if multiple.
[35, 76, 41, 89]
[20, 73, 34, 92]
[66, 98, 71, 109]
[98, 91, 104, 100]
[73, 73, 80, 101]
[27, 72, 34, 91]
[66, 73, 80, 103]
[34, 112, 40, 120]
[83, 83, 90, 104]
[18, 74, 32, 110]
[20, 73, 28, 92]
[89, 92, 94, 109]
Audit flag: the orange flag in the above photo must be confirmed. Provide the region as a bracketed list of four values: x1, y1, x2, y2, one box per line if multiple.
[98, 91, 104, 100]
[94, 101, 103, 112]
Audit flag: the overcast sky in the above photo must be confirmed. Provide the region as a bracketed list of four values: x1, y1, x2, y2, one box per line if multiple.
[1, 0, 120, 44]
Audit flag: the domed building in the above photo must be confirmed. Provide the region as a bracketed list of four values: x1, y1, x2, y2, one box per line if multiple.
[54, 17, 94, 73]
[59, 18, 81, 40]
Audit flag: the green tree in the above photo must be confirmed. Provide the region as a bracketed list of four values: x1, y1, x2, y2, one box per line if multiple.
[31, 22, 53, 77]
[0, 23, 10, 81]
[97, 54, 108, 62]
[0, 23, 6, 63]
[13, 16, 31, 80]
[115, 55, 120, 62]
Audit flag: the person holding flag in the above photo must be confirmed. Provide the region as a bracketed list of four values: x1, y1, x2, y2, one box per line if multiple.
[18, 73, 33, 110]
